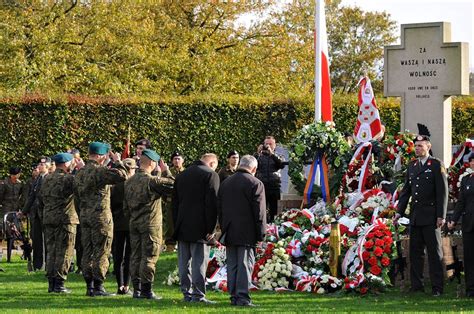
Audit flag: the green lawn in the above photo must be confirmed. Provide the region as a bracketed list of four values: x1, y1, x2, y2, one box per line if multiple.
[0, 253, 473, 313]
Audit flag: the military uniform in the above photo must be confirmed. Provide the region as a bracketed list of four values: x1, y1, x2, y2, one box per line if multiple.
[24, 171, 49, 270]
[162, 166, 184, 249]
[40, 163, 78, 293]
[124, 149, 174, 299]
[74, 147, 128, 296]
[0, 175, 25, 262]
[398, 156, 448, 294]
[217, 166, 236, 183]
[452, 172, 474, 296]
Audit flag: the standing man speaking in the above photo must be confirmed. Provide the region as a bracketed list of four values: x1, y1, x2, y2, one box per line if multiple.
[395, 135, 448, 296]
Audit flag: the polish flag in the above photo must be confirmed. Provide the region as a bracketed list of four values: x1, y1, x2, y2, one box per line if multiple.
[315, 0, 333, 122]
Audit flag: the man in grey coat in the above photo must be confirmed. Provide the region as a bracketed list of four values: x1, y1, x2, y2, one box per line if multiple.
[218, 155, 266, 307]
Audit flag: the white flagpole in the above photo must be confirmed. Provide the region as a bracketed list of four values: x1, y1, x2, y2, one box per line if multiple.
[314, 0, 322, 123]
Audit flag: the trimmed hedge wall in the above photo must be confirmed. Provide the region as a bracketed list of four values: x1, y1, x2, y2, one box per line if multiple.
[0, 94, 472, 177]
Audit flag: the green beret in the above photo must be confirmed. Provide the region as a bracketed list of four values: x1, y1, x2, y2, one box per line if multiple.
[142, 149, 160, 162]
[89, 142, 110, 155]
[52, 153, 73, 164]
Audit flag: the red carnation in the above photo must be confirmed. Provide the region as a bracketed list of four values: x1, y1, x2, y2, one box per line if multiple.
[366, 232, 375, 239]
[384, 230, 392, 236]
[307, 245, 313, 252]
[384, 245, 392, 254]
[370, 265, 382, 276]
[360, 287, 368, 294]
[397, 139, 404, 146]
[364, 240, 374, 250]
[345, 283, 351, 290]
[362, 251, 370, 261]
[384, 236, 393, 245]
[381, 257, 391, 267]
[375, 230, 383, 238]
[375, 239, 384, 247]
[374, 246, 384, 257]
[344, 277, 350, 283]
[368, 256, 378, 266]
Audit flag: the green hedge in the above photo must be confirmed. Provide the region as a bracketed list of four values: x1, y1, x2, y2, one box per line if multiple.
[0, 94, 472, 177]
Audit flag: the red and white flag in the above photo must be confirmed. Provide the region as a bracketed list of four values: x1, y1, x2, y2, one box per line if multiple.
[353, 77, 383, 143]
[315, 0, 333, 122]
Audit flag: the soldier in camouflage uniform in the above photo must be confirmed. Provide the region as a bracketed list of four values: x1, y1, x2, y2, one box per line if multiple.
[74, 142, 127, 297]
[124, 149, 174, 300]
[40, 153, 78, 293]
[0, 167, 25, 262]
[162, 152, 185, 253]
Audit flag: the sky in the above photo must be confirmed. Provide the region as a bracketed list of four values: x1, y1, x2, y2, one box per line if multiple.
[341, 0, 474, 70]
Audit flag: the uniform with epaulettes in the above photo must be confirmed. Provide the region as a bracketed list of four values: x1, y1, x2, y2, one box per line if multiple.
[398, 155, 448, 294]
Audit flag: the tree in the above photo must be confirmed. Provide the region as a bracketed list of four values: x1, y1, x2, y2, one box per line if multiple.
[0, 0, 397, 96]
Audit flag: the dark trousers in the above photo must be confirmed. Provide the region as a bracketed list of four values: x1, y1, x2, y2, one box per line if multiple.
[227, 246, 255, 305]
[75, 225, 82, 271]
[6, 237, 14, 262]
[409, 225, 444, 292]
[178, 241, 209, 301]
[463, 230, 474, 295]
[113, 229, 131, 287]
[265, 189, 280, 223]
[31, 215, 45, 270]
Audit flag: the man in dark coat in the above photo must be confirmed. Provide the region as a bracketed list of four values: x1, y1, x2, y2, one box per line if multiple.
[172, 153, 219, 304]
[218, 155, 266, 306]
[23, 156, 51, 271]
[395, 135, 448, 296]
[449, 153, 474, 297]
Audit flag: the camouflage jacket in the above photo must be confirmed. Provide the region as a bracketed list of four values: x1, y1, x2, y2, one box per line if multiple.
[124, 169, 174, 228]
[0, 178, 25, 215]
[40, 169, 78, 225]
[74, 159, 127, 225]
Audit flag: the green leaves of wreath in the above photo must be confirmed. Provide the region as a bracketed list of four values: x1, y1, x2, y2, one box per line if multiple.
[288, 122, 351, 200]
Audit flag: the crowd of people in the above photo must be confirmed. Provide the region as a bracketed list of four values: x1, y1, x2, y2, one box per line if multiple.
[0, 136, 285, 306]
[0, 134, 473, 305]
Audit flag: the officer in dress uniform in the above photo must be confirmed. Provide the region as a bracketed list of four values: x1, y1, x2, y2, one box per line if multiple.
[395, 135, 448, 296]
[449, 153, 474, 297]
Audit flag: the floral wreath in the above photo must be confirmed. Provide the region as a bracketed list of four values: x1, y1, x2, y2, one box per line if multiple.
[381, 131, 417, 185]
[288, 121, 350, 199]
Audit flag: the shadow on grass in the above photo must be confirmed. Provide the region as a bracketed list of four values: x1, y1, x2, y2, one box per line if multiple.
[1, 254, 473, 312]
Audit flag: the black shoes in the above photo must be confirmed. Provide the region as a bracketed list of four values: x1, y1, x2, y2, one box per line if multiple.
[139, 283, 162, 300]
[92, 280, 115, 297]
[54, 278, 72, 294]
[48, 278, 55, 293]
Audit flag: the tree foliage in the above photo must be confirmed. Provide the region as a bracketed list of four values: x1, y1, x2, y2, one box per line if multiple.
[0, 0, 397, 96]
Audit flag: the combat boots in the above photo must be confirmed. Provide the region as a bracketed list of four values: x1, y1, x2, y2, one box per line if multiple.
[93, 279, 115, 296]
[85, 277, 94, 296]
[132, 279, 141, 299]
[140, 282, 162, 300]
[48, 277, 55, 293]
[54, 278, 72, 294]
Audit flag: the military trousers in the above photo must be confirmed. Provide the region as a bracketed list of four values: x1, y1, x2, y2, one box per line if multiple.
[44, 224, 76, 280]
[129, 224, 162, 285]
[31, 214, 46, 270]
[463, 230, 474, 295]
[409, 224, 444, 293]
[81, 220, 113, 281]
[162, 201, 176, 246]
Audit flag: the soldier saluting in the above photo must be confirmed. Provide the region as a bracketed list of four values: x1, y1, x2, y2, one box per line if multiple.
[395, 135, 448, 296]
[124, 149, 174, 299]
[74, 142, 128, 297]
[40, 153, 78, 293]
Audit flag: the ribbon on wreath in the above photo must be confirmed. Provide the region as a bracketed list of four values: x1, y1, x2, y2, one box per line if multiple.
[450, 139, 474, 167]
[295, 275, 318, 292]
[303, 151, 330, 204]
[349, 142, 373, 192]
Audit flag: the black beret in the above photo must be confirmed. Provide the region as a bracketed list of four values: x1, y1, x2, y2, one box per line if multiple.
[38, 156, 52, 164]
[227, 150, 239, 158]
[170, 151, 182, 159]
[9, 167, 21, 175]
[135, 138, 151, 148]
[415, 135, 430, 142]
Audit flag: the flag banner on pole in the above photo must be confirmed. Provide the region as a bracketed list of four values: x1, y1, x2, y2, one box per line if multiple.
[349, 142, 373, 192]
[450, 139, 474, 167]
[315, 0, 333, 122]
[353, 77, 383, 143]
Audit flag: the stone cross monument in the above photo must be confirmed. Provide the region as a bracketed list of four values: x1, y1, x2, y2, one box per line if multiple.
[384, 22, 469, 164]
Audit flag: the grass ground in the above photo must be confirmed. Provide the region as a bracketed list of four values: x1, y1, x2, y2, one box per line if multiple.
[0, 253, 473, 313]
